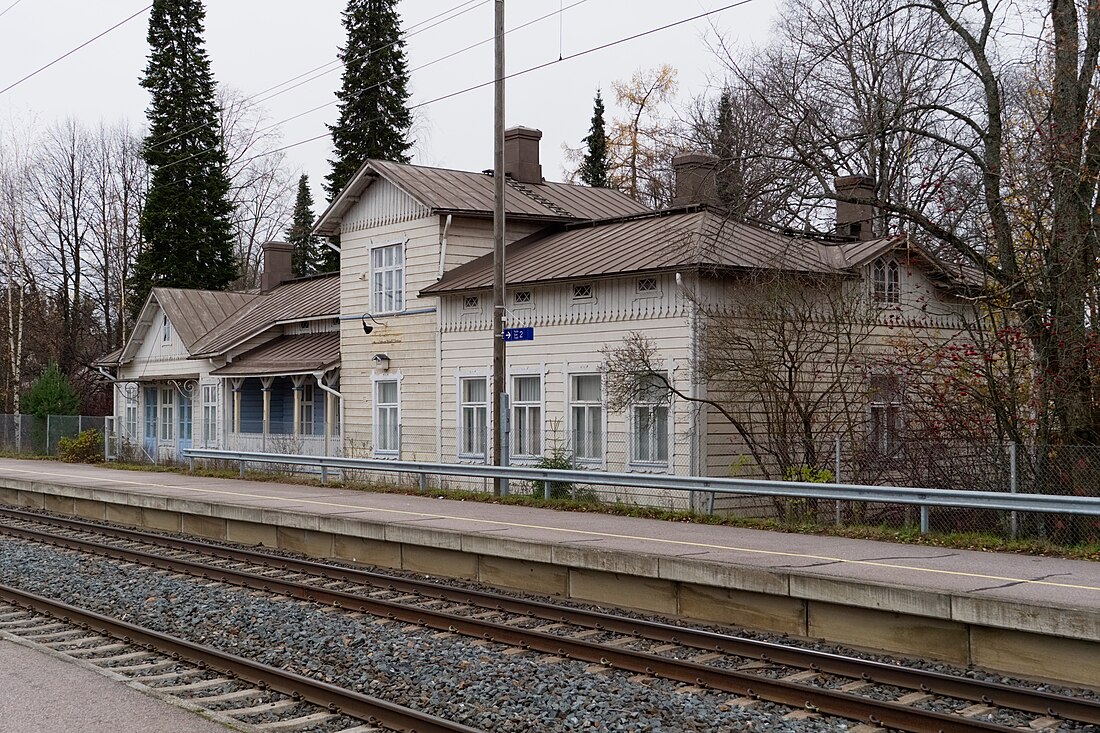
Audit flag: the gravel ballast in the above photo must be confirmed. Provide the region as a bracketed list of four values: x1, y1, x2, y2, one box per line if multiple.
[0, 537, 852, 732]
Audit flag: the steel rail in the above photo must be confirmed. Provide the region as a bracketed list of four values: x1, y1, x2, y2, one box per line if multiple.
[182, 447, 1100, 516]
[0, 582, 485, 733]
[0, 520, 1033, 733]
[4, 507, 1096, 726]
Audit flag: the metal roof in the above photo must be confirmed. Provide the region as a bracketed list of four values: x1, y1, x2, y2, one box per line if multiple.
[191, 274, 339, 358]
[210, 333, 340, 377]
[422, 208, 907, 294]
[314, 159, 649, 234]
[155, 288, 260, 349]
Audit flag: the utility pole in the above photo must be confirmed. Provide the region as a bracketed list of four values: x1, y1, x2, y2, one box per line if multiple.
[491, 0, 507, 496]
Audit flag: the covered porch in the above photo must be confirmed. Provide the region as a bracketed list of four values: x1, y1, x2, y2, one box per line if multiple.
[211, 334, 342, 457]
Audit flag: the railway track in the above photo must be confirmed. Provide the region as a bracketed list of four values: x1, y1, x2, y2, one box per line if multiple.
[1, 506, 1096, 732]
[0, 584, 483, 733]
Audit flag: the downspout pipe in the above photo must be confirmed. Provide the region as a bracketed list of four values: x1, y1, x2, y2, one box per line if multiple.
[437, 214, 453, 280]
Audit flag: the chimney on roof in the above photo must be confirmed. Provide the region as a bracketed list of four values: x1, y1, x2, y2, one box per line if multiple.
[671, 152, 719, 207]
[504, 126, 543, 184]
[834, 175, 876, 240]
[260, 240, 294, 292]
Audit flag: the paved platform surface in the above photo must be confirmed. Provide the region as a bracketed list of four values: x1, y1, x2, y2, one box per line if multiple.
[1, 458, 1097, 618]
[0, 637, 232, 733]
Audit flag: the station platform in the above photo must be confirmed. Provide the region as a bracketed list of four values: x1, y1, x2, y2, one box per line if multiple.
[0, 636, 232, 733]
[0, 457, 1097, 687]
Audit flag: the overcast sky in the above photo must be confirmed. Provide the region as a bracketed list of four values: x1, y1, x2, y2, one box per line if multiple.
[0, 1, 776, 200]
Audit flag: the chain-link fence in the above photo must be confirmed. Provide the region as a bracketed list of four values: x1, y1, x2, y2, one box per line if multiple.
[0, 414, 106, 456]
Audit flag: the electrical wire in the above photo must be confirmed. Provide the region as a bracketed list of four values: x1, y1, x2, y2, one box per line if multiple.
[0, 4, 152, 97]
[193, 0, 761, 171]
[0, 0, 24, 22]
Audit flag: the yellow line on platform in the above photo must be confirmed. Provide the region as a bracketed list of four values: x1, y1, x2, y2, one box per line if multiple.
[11, 465, 1100, 594]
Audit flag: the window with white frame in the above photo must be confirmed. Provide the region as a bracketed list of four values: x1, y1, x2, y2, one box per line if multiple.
[459, 377, 487, 459]
[572, 283, 593, 300]
[570, 374, 603, 461]
[371, 243, 405, 313]
[124, 389, 138, 441]
[636, 277, 658, 294]
[868, 373, 903, 455]
[511, 375, 541, 458]
[872, 258, 900, 303]
[513, 290, 532, 305]
[463, 295, 479, 310]
[160, 387, 175, 441]
[631, 374, 669, 465]
[374, 380, 399, 454]
[299, 383, 315, 435]
[202, 384, 218, 446]
[178, 393, 192, 442]
[162, 314, 172, 343]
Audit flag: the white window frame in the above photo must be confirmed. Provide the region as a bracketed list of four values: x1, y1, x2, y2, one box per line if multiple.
[513, 290, 532, 306]
[373, 378, 400, 456]
[161, 313, 172, 344]
[201, 383, 218, 447]
[636, 276, 659, 295]
[370, 241, 406, 314]
[873, 258, 900, 304]
[630, 373, 670, 468]
[569, 373, 604, 464]
[457, 375, 488, 461]
[510, 373, 543, 460]
[159, 387, 175, 442]
[572, 282, 594, 301]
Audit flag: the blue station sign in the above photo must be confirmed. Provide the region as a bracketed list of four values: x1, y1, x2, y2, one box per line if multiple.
[502, 327, 534, 342]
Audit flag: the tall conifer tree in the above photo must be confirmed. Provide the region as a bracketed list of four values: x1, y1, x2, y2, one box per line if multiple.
[325, 0, 412, 201]
[578, 90, 611, 188]
[286, 175, 329, 276]
[130, 0, 237, 317]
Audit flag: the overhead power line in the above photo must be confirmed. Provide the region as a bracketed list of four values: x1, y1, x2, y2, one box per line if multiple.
[0, 0, 25, 21]
[0, 4, 152, 97]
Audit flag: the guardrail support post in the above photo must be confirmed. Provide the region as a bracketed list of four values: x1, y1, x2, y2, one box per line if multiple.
[920, 505, 929, 534]
[239, 458, 245, 479]
[834, 435, 842, 526]
[419, 473, 427, 492]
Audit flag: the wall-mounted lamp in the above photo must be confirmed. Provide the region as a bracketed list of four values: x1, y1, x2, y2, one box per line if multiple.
[362, 313, 384, 335]
[372, 353, 390, 371]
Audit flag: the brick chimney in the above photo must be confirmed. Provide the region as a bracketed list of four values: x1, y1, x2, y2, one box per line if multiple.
[504, 126, 543, 184]
[834, 175, 876, 240]
[260, 241, 294, 292]
[671, 152, 719, 207]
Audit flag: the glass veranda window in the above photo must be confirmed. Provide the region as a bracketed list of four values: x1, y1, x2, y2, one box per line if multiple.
[570, 374, 602, 461]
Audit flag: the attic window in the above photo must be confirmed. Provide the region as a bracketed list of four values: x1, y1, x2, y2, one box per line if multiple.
[463, 295, 480, 310]
[637, 277, 658, 293]
[873, 258, 900, 303]
[572, 283, 594, 301]
[514, 291, 532, 305]
[162, 314, 172, 344]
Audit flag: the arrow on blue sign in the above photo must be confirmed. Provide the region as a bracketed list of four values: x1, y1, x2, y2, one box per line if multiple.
[502, 327, 534, 342]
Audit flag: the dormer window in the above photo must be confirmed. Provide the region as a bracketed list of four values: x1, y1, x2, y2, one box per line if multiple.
[162, 314, 172, 343]
[873, 259, 900, 303]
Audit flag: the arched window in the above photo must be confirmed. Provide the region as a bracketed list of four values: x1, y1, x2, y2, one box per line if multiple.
[872, 258, 900, 303]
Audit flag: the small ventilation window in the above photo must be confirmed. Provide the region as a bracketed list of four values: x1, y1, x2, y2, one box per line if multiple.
[573, 283, 594, 300]
[463, 295, 479, 310]
[514, 291, 532, 305]
[637, 277, 658, 293]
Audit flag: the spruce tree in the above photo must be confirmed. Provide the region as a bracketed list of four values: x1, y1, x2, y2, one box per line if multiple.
[578, 89, 611, 188]
[286, 175, 330, 276]
[325, 0, 412, 201]
[129, 0, 237, 318]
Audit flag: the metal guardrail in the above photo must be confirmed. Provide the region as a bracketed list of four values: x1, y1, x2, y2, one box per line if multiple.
[181, 447, 1100, 518]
